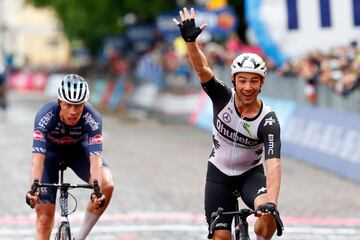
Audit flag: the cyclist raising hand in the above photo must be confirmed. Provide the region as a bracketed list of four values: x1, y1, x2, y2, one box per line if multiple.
[26, 74, 114, 240]
[174, 7, 282, 240]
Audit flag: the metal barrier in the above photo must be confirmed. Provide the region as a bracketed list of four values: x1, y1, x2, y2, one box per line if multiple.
[261, 73, 360, 114]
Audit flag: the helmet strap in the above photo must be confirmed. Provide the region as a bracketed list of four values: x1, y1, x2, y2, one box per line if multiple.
[232, 79, 242, 101]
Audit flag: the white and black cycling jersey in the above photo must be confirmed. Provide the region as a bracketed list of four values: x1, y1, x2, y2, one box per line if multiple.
[201, 77, 281, 176]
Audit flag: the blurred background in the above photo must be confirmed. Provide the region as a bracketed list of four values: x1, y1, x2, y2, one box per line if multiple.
[0, 0, 360, 239]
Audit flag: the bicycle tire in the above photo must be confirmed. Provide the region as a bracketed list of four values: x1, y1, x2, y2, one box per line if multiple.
[55, 224, 71, 240]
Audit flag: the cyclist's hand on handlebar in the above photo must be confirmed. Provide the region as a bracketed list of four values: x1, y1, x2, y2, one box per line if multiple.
[255, 202, 278, 216]
[26, 179, 40, 208]
[173, 7, 207, 42]
[91, 179, 105, 210]
[26, 191, 39, 208]
[256, 203, 285, 236]
[91, 193, 105, 210]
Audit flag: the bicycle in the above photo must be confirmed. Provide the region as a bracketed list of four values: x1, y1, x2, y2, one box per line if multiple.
[209, 190, 284, 240]
[28, 161, 104, 240]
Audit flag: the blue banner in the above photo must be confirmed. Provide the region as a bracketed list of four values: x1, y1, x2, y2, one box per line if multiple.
[126, 24, 156, 42]
[283, 105, 360, 182]
[156, 6, 238, 42]
[245, 0, 289, 67]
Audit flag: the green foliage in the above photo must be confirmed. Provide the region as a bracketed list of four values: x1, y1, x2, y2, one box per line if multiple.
[27, 0, 177, 54]
[26, 0, 247, 54]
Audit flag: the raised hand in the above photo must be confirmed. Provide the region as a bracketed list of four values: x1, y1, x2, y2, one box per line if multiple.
[173, 7, 207, 42]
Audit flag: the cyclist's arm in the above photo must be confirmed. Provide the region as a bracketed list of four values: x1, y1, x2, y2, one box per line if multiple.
[84, 105, 104, 185]
[259, 111, 281, 205]
[30, 153, 45, 186]
[89, 154, 103, 186]
[264, 158, 281, 205]
[186, 42, 214, 83]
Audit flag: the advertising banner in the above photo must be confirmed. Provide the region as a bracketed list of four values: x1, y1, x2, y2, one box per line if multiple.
[283, 105, 360, 182]
[157, 6, 238, 42]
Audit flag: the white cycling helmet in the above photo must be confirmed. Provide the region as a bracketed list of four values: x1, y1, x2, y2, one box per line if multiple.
[231, 53, 267, 77]
[57, 74, 90, 104]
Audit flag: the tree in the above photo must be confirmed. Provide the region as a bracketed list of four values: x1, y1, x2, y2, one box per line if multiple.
[27, 0, 177, 55]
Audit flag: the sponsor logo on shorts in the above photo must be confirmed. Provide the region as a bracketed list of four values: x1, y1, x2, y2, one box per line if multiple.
[215, 223, 228, 228]
[257, 187, 267, 195]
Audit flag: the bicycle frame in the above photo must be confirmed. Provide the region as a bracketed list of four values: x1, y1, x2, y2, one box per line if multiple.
[210, 191, 284, 240]
[210, 207, 255, 240]
[56, 165, 72, 239]
[33, 163, 97, 240]
[233, 195, 253, 240]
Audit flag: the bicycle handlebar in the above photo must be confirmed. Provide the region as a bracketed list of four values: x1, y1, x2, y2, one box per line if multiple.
[35, 182, 95, 189]
[209, 207, 284, 237]
[31, 178, 95, 190]
[29, 178, 105, 209]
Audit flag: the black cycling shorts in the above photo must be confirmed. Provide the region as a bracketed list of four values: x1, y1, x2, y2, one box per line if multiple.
[205, 162, 266, 238]
[38, 144, 109, 204]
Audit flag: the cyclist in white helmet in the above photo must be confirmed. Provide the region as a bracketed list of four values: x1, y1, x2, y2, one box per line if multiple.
[174, 8, 281, 240]
[26, 74, 114, 240]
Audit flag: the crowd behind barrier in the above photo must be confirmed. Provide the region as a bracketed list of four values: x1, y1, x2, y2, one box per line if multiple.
[274, 40, 360, 105]
[4, 33, 360, 110]
[6, 48, 360, 116]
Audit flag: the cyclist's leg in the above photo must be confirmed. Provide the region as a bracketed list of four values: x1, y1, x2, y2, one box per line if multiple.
[96, 165, 114, 213]
[238, 165, 276, 239]
[205, 162, 234, 240]
[35, 204, 56, 240]
[69, 145, 114, 240]
[35, 148, 60, 239]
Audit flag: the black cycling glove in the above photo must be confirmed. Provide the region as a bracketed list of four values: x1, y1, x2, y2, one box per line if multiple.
[256, 202, 277, 213]
[177, 19, 203, 42]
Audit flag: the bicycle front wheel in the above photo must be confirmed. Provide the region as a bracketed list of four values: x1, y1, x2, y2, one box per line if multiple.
[55, 224, 71, 240]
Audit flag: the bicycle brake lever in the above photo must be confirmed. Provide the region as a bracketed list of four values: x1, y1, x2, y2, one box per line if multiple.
[211, 207, 224, 219]
[93, 180, 102, 198]
[30, 178, 39, 194]
[26, 178, 39, 208]
[209, 208, 224, 235]
[272, 211, 284, 236]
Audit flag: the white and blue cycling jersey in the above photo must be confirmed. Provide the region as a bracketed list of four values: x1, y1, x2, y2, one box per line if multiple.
[32, 101, 103, 156]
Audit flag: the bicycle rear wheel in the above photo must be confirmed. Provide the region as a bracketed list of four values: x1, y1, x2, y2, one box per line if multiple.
[55, 224, 71, 240]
